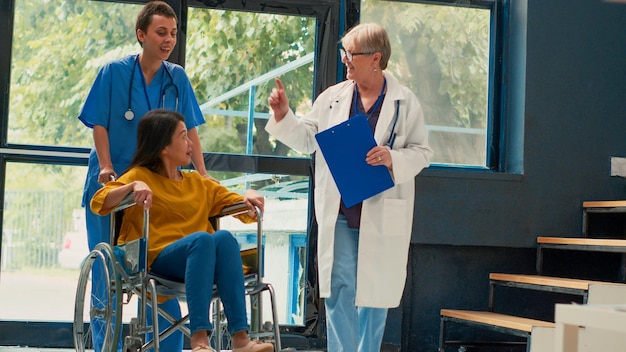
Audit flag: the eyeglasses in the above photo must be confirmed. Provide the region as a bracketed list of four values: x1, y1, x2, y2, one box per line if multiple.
[340, 48, 374, 62]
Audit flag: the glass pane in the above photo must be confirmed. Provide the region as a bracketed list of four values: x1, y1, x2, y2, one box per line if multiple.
[0, 163, 308, 326]
[1, 162, 88, 321]
[6, 0, 311, 328]
[186, 7, 316, 158]
[9, 0, 142, 147]
[361, 0, 491, 167]
[218, 172, 310, 325]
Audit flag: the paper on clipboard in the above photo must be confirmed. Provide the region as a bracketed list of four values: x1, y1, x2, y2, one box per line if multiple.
[315, 115, 394, 207]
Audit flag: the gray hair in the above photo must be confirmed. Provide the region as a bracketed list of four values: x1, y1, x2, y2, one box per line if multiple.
[340, 23, 391, 70]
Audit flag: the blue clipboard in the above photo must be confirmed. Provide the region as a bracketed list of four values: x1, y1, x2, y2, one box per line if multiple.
[315, 115, 394, 207]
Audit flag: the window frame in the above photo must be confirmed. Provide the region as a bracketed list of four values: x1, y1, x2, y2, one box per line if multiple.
[0, 0, 339, 346]
[351, 0, 508, 172]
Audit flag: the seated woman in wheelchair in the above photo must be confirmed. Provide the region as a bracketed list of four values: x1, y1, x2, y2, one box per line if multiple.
[90, 109, 274, 352]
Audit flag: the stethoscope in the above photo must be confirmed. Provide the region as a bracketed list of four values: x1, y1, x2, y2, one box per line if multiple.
[329, 79, 400, 148]
[124, 55, 179, 121]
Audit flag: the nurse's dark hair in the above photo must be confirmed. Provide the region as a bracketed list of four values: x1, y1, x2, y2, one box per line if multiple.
[135, 1, 178, 47]
[127, 109, 185, 174]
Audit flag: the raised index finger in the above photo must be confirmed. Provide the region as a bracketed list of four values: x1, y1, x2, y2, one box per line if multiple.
[274, 77, 284, 91]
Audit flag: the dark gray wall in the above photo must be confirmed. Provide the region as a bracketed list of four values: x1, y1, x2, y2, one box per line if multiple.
[395, 0, 626, 350]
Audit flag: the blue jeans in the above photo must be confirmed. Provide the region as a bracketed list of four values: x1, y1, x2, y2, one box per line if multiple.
[151, 230, 248, 335]
[325, 215, 388, 352]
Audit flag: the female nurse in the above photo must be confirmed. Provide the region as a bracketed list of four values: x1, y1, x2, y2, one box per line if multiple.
[77, 2, 212, 351]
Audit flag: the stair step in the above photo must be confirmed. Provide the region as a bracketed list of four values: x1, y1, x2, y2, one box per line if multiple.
[583, 200, 626, 208]
[490, 273, 619, 290]
[488, 273, 626, 308]
[537, 236, 626, 248]
[440, 309, 554, 333]
[536, 237, 626, 278]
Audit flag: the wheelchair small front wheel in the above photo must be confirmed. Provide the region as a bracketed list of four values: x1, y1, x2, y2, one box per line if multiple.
[73, 244, 123, 352]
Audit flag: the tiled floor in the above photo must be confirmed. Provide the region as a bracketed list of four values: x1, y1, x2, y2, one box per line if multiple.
[0, 348, 322, 352]
[0, 350, 241, 352]
[0, 349, 233, 352]
[0, 346, 214, 352]
[0, 350, 80, 352]
[0, 350, 75, 352]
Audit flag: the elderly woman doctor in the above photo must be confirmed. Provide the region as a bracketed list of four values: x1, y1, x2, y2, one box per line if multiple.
[265, 23, 432, 352]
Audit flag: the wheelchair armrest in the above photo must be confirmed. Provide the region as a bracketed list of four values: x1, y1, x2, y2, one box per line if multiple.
[109, 192, 148, 250]
[112, 192, 137, 213]
[114, 196, 252, 218]
[214, 201, 250, 218]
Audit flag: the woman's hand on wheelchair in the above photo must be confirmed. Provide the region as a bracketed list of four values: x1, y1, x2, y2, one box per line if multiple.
[243, 190, 264, 219]
[132, 181, 153, 209]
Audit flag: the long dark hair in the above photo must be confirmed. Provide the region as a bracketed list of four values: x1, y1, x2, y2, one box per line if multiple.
[127, 109, 185, 174]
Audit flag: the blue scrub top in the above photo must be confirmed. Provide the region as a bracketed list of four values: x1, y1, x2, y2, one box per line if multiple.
[78, 54, 205, 206]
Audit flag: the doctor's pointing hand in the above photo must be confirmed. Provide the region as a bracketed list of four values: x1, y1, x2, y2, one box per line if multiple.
[268, 78, 289, 123]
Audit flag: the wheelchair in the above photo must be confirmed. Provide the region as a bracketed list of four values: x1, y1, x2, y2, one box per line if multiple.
[73, 194, 282, 352]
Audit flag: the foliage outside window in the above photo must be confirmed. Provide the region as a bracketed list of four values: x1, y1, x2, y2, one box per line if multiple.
[9, 1, 315, 160]
[185, 8, 316, 158]
[361, 0, 493, 167]
[9, 1, 141, 147]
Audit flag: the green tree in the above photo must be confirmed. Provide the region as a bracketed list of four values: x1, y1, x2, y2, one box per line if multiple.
[11, 2, 315, 156]
[8, 1, 140, 262]
[10, 0, 139, 147]
[186, 9, 315, 156]
[362, 0, 490, 165]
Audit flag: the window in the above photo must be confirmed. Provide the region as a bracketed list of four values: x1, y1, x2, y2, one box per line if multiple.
[3, 0, 316, 330]
[222, 174, 310, 324]
[8, 0, 142, 147]
[185, 7, 316, 158]
[288, 234, 307, 325]
[2, 0, 142, 325]
[360, 0, 502, 168]
[0, 162, 87, 322]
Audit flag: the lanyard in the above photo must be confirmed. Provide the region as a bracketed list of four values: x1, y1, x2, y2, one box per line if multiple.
[350, 79, 399, 149]
[351, 78, 387, 120]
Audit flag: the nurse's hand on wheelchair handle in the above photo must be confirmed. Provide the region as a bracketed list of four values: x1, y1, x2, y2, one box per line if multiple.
[98, 167, 117, 185]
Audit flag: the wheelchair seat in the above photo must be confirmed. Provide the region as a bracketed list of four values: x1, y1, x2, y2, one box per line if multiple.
[73, 195, 282, 352]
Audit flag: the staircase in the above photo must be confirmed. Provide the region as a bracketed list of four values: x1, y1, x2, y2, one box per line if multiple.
[438, 235, 626, 351]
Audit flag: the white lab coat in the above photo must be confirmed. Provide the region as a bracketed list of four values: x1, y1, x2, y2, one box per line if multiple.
[265, 73, 432, 307]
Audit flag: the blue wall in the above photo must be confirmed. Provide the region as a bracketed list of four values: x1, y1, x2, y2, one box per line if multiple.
[397, 0, 626, 350]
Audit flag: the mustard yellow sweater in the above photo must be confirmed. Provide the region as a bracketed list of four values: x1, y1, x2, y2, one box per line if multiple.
[90, 166, 254, 269]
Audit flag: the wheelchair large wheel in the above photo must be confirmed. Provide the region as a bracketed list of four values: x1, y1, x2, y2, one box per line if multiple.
[74, 243, 123, 352]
